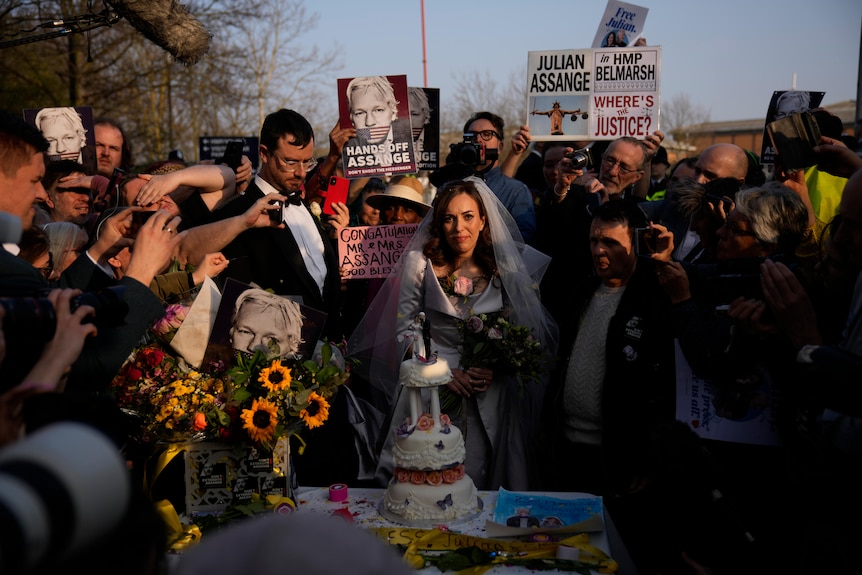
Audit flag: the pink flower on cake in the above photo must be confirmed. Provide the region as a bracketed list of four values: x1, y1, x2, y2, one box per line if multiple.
[410, 471, 427, 485]
[453, 276, 473, 298]
[452, 464, 465, 480]
[441, 467, 458, 484]
[426, 471, 443, 486]
[396, 468, 412, 483]
[439, 414, 451, 426]
[417, 413, 434, 431]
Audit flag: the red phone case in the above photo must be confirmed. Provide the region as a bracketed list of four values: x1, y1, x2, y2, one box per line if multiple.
[323, 176, 350, 215]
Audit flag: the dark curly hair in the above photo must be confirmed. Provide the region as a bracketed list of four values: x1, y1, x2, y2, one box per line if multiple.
[423, 180, 496, 278]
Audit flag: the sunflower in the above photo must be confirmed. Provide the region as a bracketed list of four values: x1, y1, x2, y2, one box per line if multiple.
[299, 392, 330, 429]
[241, 398, 279, 443]
[259, 359, 292, 393]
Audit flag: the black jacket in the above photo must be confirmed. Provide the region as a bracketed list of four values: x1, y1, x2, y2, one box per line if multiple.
[543, 262, 677, 493]
[209, 181, 344, 342]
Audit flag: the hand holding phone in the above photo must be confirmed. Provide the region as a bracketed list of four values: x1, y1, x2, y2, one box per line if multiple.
[322, 176, 350, 215]
[704, 193, 733, 217]
[634, 227, 657, 257]
[268, 199, 283, 225]
[132, 209, 156, 227]
[220, 140, 245, 171]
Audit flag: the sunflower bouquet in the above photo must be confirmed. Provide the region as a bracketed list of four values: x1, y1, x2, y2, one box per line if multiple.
[111, 337, 350, 449]
[221, 342, 350, 451]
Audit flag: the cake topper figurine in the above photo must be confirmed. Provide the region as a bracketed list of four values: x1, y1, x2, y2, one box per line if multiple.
[422, 313, 434, 363]
[409, 312, 437, 363]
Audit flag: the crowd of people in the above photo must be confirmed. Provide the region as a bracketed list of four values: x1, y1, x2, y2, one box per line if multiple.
[2, 89, 862, 574]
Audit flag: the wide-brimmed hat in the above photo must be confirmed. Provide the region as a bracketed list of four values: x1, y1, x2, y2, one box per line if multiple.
[366, 176, 431, 216]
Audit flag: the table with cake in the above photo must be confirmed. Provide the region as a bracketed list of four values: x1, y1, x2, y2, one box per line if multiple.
[287, 322, 636, 573]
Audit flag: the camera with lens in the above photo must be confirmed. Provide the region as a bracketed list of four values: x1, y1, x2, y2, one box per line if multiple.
[0, 285, 129, 342]
[690, 256, 795, 308]
[0, 422, 132, 574]
[449, 132, 499, 167]
[565, 145, 594, 170]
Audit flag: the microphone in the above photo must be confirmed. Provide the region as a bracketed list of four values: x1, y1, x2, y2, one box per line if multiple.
[104, 0, 212, 65]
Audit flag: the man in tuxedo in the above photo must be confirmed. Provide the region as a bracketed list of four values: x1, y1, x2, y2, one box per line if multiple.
[178, 108, 344, 343]
[179, 110, 358, 486]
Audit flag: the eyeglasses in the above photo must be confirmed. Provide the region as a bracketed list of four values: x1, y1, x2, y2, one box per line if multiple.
[601, 156, 641, 175]
[272, 154, 318, 174]
[471, 130, 501, 142]
[725, 220, 757, 238]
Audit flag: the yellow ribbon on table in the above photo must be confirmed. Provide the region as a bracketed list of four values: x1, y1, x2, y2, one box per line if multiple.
[155, 499, 202, 552]
[143, 443, 185, 496]
[369, 527, 618, 573]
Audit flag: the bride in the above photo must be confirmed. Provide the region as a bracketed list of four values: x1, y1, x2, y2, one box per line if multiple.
[347, 177, 558, 490]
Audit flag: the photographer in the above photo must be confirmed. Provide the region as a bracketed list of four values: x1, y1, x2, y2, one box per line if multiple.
[0, 289, 97, 446]
[653, 182, 813, 571]
[1, 110, 182, 395]
[431, 112, 536, 244]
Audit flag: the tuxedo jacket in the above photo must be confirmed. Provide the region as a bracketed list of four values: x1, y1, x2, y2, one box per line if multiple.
[211, 181, 344, 341]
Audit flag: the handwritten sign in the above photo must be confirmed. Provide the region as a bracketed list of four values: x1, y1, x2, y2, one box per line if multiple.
[338, 224, 418, 279]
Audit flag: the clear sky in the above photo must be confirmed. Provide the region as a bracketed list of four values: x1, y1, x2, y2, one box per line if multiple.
[314, 0, 860, 124]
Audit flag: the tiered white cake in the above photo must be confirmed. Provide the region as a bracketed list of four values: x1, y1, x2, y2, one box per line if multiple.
[382, 315, 479, 523]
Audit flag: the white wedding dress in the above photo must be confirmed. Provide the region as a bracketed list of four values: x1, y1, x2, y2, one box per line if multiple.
[372, 255, 529, 490]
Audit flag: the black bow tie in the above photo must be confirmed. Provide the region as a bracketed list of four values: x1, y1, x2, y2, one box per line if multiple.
[286, 193, 303, 205]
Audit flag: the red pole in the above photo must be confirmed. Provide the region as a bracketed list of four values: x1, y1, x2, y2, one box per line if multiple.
[421, 0, 428, 87]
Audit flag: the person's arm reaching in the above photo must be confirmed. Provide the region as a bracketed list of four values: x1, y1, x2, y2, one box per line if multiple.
[500, 125, 531, 179]
[177, 194, 286, 266]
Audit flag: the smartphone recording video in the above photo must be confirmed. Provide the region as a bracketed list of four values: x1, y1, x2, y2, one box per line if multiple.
[268, 199, 283, 225]
[634, 227, 657, 257]
[132, 210, 156, 227]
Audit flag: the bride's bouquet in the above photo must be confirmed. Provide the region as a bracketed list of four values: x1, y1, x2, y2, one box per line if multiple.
[457, 309, 545, 386]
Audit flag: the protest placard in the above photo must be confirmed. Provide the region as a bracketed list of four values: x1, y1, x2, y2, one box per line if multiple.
[674, 341, 781, 447]
[527, 50, 592, 140]
[525, 46, 661, 141]
[590, 46, 661, 139]
[591, 0, 648, 48]
[408, 86, 440, 171]
[338, 74, 417, 178]
[23, 105, 97, 173]
[338, 223, 419, 280]
[759, 90, 826, 166]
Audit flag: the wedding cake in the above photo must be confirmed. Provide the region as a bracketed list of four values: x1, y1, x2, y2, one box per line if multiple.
[382, 314, 480, 523]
